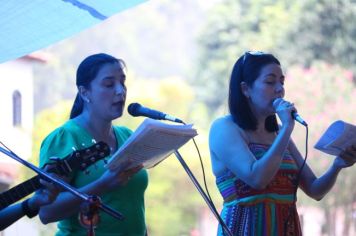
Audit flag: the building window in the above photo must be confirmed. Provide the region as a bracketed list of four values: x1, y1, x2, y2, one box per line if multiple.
[12, 90, 22, 126]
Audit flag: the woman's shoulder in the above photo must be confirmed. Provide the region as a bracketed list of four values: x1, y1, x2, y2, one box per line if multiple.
[211, 115, 243, 132]
[41, 120, 80, 144]
[39, 121, 83, 166]
[210, 115, 248, 142]
[211, 115, 234, 128]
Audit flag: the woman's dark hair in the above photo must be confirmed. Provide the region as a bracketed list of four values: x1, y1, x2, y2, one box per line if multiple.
[228, 52, 280, 132]
[70, 53, 125, 119]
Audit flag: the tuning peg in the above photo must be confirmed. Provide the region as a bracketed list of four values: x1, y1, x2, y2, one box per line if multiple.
[72, 147, 76, 151]
[90, 157, 96, 162]
[92, 139, 97, 144]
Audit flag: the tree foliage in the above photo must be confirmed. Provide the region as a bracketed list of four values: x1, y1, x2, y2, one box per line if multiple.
[194, 0, 356, 114]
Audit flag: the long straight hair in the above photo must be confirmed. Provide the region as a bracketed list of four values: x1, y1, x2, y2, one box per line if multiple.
[228, 52, 280, 132]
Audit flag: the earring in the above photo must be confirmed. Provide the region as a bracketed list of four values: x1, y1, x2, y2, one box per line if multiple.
[84, 98, 91, 103]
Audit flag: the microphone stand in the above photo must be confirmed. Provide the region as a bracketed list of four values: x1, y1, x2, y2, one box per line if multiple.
[0, 145, 124, 236]
[174, 150, 233, 236]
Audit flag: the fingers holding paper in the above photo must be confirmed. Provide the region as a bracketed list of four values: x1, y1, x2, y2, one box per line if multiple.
[118, 165, 143, 185]
[334, 144, 356, 168]
[98, 165, 143, 190]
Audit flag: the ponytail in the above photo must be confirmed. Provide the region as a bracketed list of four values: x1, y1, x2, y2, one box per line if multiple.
[70, 93, 84, 119]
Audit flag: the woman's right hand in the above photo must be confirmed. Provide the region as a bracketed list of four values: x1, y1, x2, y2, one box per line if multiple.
[273, 98, 295, 130]
[97, 165, 143, 191]
[334, 144, 356, 169]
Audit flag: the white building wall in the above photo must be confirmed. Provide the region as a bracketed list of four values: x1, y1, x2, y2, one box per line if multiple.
[0, 59, 36, 235]
[0, 59, 34, 163]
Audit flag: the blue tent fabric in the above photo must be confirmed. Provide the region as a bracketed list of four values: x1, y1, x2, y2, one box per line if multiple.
[0, 0, 147, 63]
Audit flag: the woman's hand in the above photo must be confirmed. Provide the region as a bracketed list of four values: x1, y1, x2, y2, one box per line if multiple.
[273, 98, 295, 130]
[333, 144, 356, 169]
[28, 178, 60, 211]
[97, 165, 143, 191]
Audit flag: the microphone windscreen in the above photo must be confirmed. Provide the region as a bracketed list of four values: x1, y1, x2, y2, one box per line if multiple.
[272, 98, 283, 110]
[127, 103, 141, 117]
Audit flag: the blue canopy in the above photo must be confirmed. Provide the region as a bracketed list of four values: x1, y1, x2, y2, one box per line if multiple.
[0, 0, 147, 63]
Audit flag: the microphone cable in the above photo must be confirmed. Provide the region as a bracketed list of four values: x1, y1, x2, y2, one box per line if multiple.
[283, 125, 309, 236]
[181, 121, 233, 236]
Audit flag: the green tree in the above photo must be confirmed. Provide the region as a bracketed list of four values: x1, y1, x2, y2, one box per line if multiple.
[194, 0, 356, 115]
[193, 0, 302, 114]
[277, 0, 356, 73]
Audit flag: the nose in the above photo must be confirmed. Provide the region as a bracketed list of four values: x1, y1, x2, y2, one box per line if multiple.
[275, 82, 284, 94]
[115, 83, 126, 96]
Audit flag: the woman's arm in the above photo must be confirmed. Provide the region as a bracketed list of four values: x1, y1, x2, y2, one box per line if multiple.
[39, 165, 142, 224]
[289, 141, 356, 200]
[0, 202, 28, 230]
[0, 179, 58, 230]
[209, 116, 294, 189]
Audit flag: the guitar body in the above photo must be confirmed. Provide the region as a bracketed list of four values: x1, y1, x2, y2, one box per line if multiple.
[0, 142, 110, 211]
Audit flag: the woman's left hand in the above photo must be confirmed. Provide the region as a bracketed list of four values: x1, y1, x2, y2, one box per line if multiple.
[29, 177, 60, 210]
[333, 144, 356, 168]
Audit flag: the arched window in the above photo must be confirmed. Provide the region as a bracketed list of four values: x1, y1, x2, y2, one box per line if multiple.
[12, 90, 22, 126]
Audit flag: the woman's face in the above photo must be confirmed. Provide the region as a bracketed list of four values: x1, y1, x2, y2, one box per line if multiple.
[86, 62, 127, 121]
[244, 63, 285, 116]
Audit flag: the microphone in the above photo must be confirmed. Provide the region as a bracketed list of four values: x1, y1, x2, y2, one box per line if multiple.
[273, 98, 308, 126]
[127, 103, 184, 124]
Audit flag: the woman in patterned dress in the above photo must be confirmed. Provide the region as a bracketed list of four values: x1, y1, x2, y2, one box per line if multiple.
[209, 52, 356, 235]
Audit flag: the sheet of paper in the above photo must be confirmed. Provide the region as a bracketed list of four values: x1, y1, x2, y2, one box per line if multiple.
[315, 120, 356, 156]
[106, 118, 198, 170]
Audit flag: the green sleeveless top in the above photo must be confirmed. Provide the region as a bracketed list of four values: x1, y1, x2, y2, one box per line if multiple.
[39, 120, 148, 236]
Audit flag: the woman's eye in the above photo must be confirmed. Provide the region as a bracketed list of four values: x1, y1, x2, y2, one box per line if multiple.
[105, 83, 114, 88]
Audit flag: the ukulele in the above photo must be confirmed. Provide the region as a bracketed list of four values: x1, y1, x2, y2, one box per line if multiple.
[0, 141, 110, 211]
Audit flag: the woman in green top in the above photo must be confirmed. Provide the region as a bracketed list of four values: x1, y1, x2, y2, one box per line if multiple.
[39, 53, 148, 236]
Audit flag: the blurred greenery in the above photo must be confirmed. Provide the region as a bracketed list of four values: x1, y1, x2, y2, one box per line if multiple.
[194, 0, 356, 114]
[25, 0, 356, 235]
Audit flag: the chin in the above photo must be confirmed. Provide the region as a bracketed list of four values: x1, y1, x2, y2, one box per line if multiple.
[112, 111, 123, 120]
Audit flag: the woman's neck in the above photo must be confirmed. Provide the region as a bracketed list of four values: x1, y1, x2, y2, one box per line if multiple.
[246, 116, 276, 145]
[74, 112, 117, 152]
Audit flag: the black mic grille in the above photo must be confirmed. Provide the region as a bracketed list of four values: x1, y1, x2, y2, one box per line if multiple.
[127, 103, 141, 117]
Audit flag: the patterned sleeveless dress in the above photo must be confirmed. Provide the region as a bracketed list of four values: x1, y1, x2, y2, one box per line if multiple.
[216, 143, 302, 236]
